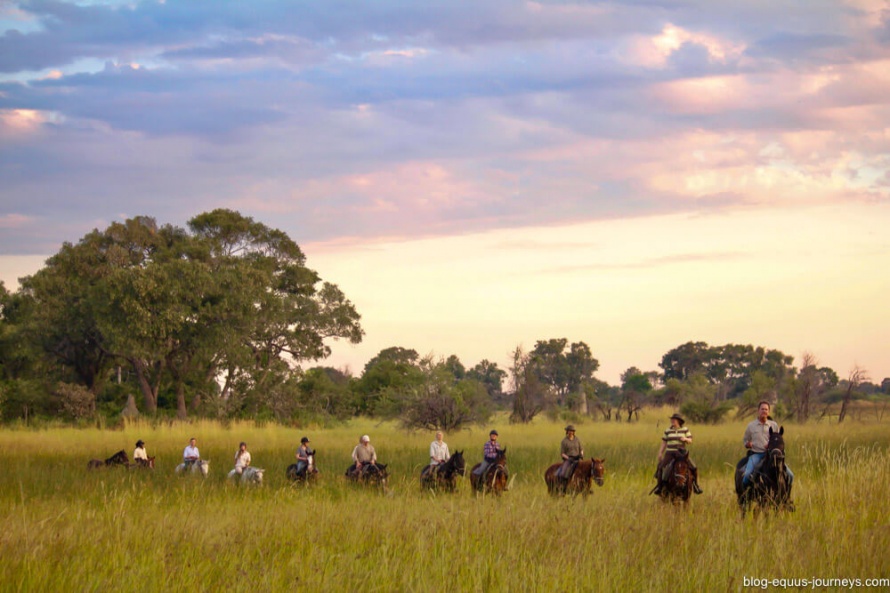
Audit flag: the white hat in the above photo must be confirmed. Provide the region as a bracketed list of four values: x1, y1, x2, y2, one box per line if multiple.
[361, 435, 370, 442]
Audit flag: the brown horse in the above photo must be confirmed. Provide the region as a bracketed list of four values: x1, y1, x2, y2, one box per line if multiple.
[87, 450, 130, 470]
[133, 456, 155, 469]
[544, 458, 606, 496]
[656, 449, 693, 504]
[470, 448, 508, 496]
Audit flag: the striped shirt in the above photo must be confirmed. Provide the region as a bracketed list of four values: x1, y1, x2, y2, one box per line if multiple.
[662, 426, 691, 452]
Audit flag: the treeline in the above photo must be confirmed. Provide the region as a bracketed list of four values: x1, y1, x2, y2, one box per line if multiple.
[0, 211, 886, 427]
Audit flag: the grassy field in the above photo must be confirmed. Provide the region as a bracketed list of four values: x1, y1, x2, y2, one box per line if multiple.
[1, 411, 888, 592]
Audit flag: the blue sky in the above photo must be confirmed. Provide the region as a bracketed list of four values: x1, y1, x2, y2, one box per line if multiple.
[1, 0, 888, 383]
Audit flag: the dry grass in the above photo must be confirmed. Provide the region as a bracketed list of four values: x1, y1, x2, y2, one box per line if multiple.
[1, 411, 888, 592]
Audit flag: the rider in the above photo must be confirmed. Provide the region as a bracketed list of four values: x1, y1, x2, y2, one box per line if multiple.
[556, 425, 584, 490]
[428, 431, 450, 475]
[472, 429, 501, 489]
[133, 439, 148, 463]
[182, 437, 200, 468]
[348, 434, 377, 476]
[295, 437, 312, 477]
[228, 441, 251, 479]
[742, 401, 794, 487]
[653, 413, 703, 495]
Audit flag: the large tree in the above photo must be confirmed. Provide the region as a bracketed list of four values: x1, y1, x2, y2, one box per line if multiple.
[13, 210, 363, 419]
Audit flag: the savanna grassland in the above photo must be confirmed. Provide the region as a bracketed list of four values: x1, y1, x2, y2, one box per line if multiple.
[1, 411, 889, 593]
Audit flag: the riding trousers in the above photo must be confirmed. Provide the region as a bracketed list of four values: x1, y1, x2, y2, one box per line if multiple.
[742, 452, 794, 486]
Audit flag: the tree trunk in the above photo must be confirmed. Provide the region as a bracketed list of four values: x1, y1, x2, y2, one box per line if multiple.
[838, 384, 853, 424]
[176, 381, 188, 419]
[132, 358, 158, 414]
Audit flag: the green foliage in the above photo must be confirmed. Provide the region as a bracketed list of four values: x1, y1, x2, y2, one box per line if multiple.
[677, 373, 733, 424]
[4, 210, 364, 422]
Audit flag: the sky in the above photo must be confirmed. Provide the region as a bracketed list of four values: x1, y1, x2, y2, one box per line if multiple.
[1, 0, 889, 385]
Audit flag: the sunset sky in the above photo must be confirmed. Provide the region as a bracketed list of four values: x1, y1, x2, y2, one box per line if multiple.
[1, 0, 888, 384]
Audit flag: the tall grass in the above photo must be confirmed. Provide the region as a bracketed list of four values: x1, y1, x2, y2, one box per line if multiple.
[1, 412, 888, 592]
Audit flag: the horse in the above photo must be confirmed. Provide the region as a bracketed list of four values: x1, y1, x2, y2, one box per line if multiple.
[175, 459, 210, 477]
[286, 449, 319, 484]
[544, 457, 606, 496]
[228, 466, 264, 485]
[133, 456, 155, 469]
[87, 450, 130, 469]
[655, 449, 693, 504]
[345, 462, 389, 490]
[420, 450, 466, 493]
[735, 426, 794, 518]
[470, 448, 508, 496]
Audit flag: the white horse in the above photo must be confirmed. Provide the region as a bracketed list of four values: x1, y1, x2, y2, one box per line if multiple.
[175, 459, 210, 477]
[228, 466, 265, 484]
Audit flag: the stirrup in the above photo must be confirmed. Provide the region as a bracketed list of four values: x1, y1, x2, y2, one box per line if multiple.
[693, 483, 703, 494]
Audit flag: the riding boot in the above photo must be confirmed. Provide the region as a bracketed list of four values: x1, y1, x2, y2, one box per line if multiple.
[693, 474, 703, 494]
[652, 477, 663, 495]
[559, 476, 568, 493]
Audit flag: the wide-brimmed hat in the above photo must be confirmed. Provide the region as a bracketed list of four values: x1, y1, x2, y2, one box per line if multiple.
[136, 440, 145, 447]
[361, 435, 370, 442]
[489, 429, 499, 436]
[564, 425, 576, 432]
[300, 437, 310, 444]
[670, 413, 685, 425]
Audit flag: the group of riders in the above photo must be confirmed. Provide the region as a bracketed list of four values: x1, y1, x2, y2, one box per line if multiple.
[128, 399, 793, 492]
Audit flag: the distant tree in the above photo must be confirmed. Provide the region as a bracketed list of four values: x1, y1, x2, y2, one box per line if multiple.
[386, 357, 492, 431]
[295, 366, 355, 422]
[466, 359, 507, 401]
[527, 338, 599, 407]
[618, 367, 652, 422]
[509, 346, 552, 423]
[792, 352, 837, 422]
[585, 378, 620, 421]
[838, 366, 869, 423]
[678, 373, 733, 424]
[354, 347, 424, 416]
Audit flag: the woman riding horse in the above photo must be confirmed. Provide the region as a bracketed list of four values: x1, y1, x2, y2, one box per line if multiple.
[421, 450, 465, 492]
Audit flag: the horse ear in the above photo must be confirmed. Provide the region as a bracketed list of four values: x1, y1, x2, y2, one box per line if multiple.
[769, 426, 774, 436]
[779, 426, 784, 435]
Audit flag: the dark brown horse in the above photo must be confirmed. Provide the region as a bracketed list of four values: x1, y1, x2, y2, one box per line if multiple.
[735, 426, 794, 518]
[346, 462, 389, 490]
[470, 448, 508, 496]
[87, 450, 130, 469]
[420, 450, 465, 493]
[544, 458, 606, 496]
[656, 449, 693, 504]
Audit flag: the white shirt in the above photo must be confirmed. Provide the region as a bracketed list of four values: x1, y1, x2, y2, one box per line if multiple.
[134, 447, 148, 461]
[183, 445, 200, 460]
[234, 450, 251, 470]
[429, 440, 450, 465]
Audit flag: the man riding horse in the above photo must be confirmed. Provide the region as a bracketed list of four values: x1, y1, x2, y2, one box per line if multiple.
[741, 401, 793, 488]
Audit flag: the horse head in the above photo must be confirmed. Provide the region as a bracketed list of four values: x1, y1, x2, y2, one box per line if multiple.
[451, 450, 466, 476]
[197, 459, 210, 477]
[590, 458, 606, 487]
[495, 447, 507, 467]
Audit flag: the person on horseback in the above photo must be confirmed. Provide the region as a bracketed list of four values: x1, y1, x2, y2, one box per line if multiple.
[133, 439, 148, 463]
[228, 441, 251, 478]
[472, 430, 501, 490]
[742, 401, 794, 487]
[182, 437, 200, 469]
[653, 413, 702, 495]
[294, 437, 312, 477]
[348, 434, 377, 476]
[556, 425, 583, 491]
[428, 431, 450, 475]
